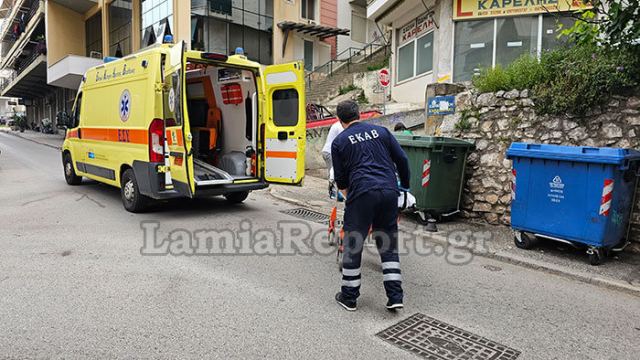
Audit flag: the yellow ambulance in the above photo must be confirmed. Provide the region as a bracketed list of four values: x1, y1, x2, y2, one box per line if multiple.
[61, 41, 305, 212]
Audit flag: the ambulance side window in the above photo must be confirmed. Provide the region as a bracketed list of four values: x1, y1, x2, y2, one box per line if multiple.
[72, 92, 82, 128]
[272, 89, 298, 126]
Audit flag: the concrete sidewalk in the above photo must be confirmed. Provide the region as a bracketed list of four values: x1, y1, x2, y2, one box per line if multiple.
[270, 173, 640, 297]
[0, 128, 65, 149]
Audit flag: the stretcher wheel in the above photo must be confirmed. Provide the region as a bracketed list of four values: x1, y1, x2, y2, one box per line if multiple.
[514, 231, 536, 250]
[328, 230, 337, 246]
[589, 248, 604, 266]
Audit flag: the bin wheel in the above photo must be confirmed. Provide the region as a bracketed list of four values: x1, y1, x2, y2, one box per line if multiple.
[514, 231, 536, 250]
[588, 248, 604, 266]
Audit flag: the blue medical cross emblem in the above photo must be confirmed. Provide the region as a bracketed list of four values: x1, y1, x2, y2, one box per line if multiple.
[119, 90, 131, 121]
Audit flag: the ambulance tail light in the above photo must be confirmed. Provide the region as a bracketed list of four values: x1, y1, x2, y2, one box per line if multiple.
[149, 118, 165, 163]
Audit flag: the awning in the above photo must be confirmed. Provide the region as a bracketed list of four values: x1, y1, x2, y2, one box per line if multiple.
[277, 21, 350, 57]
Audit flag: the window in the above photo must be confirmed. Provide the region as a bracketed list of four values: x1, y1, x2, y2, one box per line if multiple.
[141, 0, 173, 47]
[301, 0, 316, 21]
[454, 13, 578, 81]
[351, 12, 366, 43]
[109, 0, 132, 57]
[542, 14, 576, 51]
[453, 20, 494, 82]
[72, 92, 82, 128]
[85, 12, 102, 57]
[272, 89, 299, 127]
[397, 42, 415, 82]
[416, 32, 434, 76]
[496, 16, 538, 67]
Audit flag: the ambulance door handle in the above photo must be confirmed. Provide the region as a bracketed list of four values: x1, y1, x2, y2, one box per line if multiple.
[277, 131, 288, 140]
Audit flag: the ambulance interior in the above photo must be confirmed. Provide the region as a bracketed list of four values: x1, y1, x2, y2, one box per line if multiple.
[184, 62, 258, 186]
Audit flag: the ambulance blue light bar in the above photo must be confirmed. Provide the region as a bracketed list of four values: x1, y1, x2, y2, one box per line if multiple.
[201, 52, 228, 61]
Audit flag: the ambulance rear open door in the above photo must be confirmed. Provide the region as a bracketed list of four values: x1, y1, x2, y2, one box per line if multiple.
[163, 41, 195, 196]
[262, 61, 306, 185]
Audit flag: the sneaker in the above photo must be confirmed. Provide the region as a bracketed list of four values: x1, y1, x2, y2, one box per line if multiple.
[386, 300, 404, 311]
[335, 292, 357, 311]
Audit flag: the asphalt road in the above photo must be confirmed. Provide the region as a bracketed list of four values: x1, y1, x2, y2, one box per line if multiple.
[1, 132, 639, 359]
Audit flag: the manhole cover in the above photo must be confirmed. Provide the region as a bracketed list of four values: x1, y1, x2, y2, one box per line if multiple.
[377, 313, 520, 360]
[280, 207, 339, 225]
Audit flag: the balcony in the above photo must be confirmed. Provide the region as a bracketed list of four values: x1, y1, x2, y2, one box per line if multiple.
[0, 53, 49, 99]
[366, 0, 420, 24]
[0, 0, 44, 70]
[47, 54, 103, 89]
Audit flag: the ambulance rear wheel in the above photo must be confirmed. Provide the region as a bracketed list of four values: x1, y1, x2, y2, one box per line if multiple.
[120, 169, 150, 213]
[225, 191, 249, 204]
[63, 153, 82, 185]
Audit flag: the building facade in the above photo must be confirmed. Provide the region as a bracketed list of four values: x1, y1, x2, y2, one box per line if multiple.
[367, 0, 586, 104]
[0, 0, 348, 128]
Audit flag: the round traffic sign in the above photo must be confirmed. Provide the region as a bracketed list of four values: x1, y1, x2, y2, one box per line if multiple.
[379, 68, 390, 88]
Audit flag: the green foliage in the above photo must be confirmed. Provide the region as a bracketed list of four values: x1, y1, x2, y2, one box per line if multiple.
[366, 57, 390, 72]
[472, 55, 545, 93]
[564, 1, 640, 49]
[12, 114, 27, 130]
[338, 84, 359, 95]
[472, 43, 640, 117]
[532, 44, 640, 117]
[356, 92, 369, 105]
[455, 109, 478, 131]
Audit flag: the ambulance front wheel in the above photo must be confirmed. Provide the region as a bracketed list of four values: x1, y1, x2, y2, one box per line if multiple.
[63, 153, 82, 185]
[225, 191, 249, 204]
[120, 169, 151, 213]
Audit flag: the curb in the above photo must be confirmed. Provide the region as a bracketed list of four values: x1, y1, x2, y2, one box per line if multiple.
[3, 130, 62, 150]
[269, 187, 640, 298]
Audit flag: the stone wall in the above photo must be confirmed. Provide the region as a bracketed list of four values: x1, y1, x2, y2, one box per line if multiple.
[439, 89, 640, 247]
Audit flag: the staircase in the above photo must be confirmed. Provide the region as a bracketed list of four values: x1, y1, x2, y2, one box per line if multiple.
[306, 42, 390, 105]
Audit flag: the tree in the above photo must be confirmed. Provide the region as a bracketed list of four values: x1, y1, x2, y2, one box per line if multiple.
[562, 0, 640, 48]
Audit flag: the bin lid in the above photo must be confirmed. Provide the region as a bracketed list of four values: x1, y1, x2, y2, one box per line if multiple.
[506, 143, 640, 165]
[393, 135, 475, 149]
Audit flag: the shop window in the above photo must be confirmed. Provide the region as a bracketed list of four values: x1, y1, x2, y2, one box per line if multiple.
[397, 42, 415, 82]
[272, 89, 299, 127]
[141, 0, 172, 47]
[453, 20, 494, 82]
[542, 15, 576, 52]
[496, 16, 538, 67]
[416, 32, 434, 76]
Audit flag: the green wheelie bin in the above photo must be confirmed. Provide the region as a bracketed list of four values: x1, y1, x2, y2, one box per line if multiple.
[394, 135, 475, 223]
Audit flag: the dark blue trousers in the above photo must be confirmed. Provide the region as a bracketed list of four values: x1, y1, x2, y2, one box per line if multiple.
[340, 189, 403, 303]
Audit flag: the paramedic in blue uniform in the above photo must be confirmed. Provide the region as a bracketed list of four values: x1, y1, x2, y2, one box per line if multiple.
[331, 100, 410, 312]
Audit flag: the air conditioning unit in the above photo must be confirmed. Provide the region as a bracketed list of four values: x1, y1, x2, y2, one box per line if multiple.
[89, 51, 102, 59]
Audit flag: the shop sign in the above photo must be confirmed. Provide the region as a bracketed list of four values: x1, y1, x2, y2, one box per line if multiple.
[399, 12, 435, 46]
[453, 0, 591, 20]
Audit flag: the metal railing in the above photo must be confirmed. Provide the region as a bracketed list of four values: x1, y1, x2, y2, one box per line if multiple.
[306, 39, 390, 89]
[2, 0, 40, 45]
[0, 43, 45, 93]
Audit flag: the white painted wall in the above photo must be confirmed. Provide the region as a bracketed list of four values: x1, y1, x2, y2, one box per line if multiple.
[336, 2, 382, 56]
[386, 0, 454, 105]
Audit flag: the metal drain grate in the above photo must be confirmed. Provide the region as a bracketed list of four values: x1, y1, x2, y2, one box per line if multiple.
[280, 208, 332, 225]
[377, 313, 520, 360]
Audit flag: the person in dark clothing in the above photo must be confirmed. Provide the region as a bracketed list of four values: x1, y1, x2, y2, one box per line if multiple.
[331, 100, 411, 312]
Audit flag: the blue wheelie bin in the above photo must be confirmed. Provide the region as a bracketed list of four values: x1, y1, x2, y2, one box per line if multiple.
[506, 143, 640, 265]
